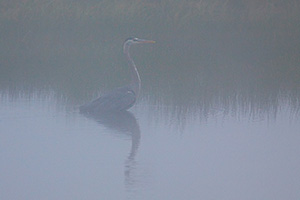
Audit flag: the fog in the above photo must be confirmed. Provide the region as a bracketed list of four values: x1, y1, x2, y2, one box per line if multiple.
[1, 1, 300, 199]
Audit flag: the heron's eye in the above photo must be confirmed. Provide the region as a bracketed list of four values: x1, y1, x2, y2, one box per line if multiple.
[133, 38, 138, 42]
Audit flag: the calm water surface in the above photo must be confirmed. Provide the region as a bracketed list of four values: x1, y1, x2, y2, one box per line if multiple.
[1, 90, 299, 200]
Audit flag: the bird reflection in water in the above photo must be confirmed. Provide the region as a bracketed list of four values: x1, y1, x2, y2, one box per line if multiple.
[81, 111, 141, 194]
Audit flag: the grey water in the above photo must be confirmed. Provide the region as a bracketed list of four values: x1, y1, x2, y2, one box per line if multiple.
[1, 21, 300, 200]
[1, 90, 299, 200]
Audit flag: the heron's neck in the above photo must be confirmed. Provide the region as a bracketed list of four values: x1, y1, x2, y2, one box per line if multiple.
[125, 47, 141, 96]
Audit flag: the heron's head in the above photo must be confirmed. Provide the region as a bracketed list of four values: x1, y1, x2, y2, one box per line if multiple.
[123, 37, 155, 53]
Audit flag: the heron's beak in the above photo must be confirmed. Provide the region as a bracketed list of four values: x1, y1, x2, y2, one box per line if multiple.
[138, 39, 156, 44]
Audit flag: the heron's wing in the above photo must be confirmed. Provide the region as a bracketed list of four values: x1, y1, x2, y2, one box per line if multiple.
[97, 88, 136, 111]
[80, 86, 136, 113]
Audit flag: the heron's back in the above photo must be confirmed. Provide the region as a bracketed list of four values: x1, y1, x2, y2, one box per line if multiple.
[79, 86, 136, 114]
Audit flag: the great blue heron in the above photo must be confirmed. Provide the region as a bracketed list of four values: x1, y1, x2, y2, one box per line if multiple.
[80, 37, 155, 114]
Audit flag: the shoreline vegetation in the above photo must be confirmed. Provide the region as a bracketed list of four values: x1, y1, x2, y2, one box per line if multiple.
[0, 0, 299, 116]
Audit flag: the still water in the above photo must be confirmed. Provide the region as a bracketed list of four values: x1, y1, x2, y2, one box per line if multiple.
[1, 88, 299, 199]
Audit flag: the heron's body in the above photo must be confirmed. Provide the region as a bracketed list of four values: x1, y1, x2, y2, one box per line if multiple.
[79, 37, 155, 114]
[80, 85, 136, 113]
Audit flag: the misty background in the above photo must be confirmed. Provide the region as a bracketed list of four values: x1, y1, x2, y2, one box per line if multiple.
[1, 0, 299, 118]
